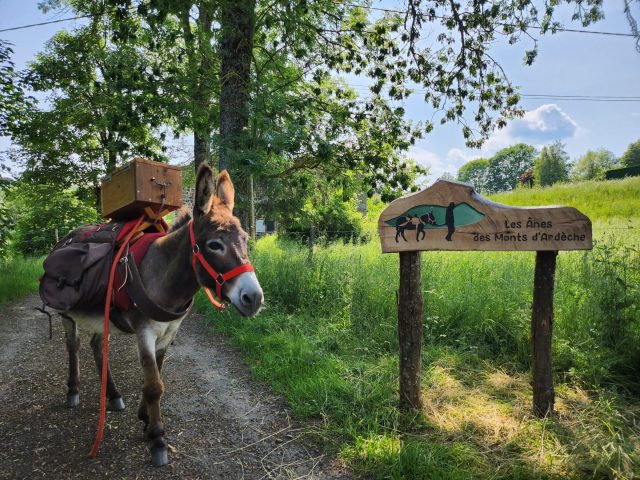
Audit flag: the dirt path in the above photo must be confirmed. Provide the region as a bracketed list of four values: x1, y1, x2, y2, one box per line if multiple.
[0, 296, 348, 479]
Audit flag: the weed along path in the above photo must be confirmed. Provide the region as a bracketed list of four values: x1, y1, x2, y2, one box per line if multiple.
[0, 295, 348, 479]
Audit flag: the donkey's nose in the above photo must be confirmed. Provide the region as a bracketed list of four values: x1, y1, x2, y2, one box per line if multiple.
[240, 287, 264, 312]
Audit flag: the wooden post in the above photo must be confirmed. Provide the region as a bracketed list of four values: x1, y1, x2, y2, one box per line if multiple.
[54, 228, 59, 243]
[398, 251, 423, 410]
[379, 180, 591, 418]
[531, 250, 558, 417]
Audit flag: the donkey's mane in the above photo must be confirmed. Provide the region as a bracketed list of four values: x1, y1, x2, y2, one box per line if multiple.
[169, 207, 192, 233]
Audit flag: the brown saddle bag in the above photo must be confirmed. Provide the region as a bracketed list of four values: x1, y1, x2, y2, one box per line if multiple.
[39, 223, 124, 311]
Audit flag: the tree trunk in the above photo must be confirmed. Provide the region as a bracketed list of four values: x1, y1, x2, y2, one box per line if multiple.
[219, 0, 256, 173]
[249, 174, 256, 240]
[398, 251, 424, 411]
[532, 250, 557, 417]
[106, 149, 117, 174]
[180, 5, 214, 174]
[194, 131, 211, 171]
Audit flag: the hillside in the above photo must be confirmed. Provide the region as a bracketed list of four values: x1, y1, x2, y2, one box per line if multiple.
[487, 177, 640, 222]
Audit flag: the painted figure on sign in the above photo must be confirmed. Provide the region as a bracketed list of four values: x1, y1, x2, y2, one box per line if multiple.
[445, 202, 455, 241]
[394, 212, 436, 242]
[387, 202, 484, 243]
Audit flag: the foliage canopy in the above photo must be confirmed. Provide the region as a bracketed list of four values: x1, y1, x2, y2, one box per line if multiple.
[621, 139, 640, 167]
[534, 141, 570, 187]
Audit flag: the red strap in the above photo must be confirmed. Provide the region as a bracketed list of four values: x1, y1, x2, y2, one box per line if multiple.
[89, 215, 145, 458]
[188, 220, 254, 310]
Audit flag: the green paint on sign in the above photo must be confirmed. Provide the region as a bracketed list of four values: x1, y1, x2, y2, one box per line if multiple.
[384, 202, 485, 229]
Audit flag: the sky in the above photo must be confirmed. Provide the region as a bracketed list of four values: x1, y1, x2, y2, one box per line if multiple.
[0, 0, 639, 181]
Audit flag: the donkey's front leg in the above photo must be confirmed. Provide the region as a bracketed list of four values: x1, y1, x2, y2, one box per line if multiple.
[90, 334, 125, 411]
[137, 329, 168, 467]
[60, 315, 80, 408]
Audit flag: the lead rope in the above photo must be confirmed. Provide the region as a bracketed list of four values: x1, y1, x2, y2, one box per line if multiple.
[89, 214, 145, 458]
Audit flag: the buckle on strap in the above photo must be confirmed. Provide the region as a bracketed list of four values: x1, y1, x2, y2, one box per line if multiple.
[216, 273, 225, 285]
[192, 243, 200, 254]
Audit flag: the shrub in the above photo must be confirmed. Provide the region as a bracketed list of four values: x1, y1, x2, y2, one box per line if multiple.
[7, 182, 98, 256]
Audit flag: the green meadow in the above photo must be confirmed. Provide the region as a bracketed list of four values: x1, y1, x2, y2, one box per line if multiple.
[198, 178, 640, 479]
[488, 176, 640, 223]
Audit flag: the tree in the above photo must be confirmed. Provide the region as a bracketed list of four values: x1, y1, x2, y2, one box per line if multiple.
[12, 17, 169, 204]
[6, 181, 97, 256]
[137, 1, 220, 169]
[0, 203, 12, 259]
[458, 158, 490, 192]
[486, 144, 536, 192]
[25, 0, 607, 213]
[572, 149, 618, 181]
[621, 139, 640, 167]
[219, 0, 255, 173]
[0, 40, 33, 141]
[148, 0, 605, 170]
[625, 0, 640, 53]
[534, 141, 570, 186]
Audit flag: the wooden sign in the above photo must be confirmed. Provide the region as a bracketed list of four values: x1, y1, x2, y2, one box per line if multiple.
[378, 179, 591, 253]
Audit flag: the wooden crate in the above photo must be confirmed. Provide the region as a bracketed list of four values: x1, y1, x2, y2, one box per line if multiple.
[101, 158, 183, 219]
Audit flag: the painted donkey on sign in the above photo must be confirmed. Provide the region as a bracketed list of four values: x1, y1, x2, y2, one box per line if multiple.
[56, 163, 263, 466]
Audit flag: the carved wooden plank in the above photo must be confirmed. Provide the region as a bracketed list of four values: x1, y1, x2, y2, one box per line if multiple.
[378, 179, 592, 253]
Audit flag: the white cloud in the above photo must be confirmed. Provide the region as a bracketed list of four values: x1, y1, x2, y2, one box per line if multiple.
[408, 104, 580, 183]
[484, 104, 579, 152]
[408, 147, 483, 182]
[445, 148, 484, 168]
[408, 147, 446, 181]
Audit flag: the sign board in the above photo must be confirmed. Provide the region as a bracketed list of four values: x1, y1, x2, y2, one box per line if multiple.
[378, 179, 592, 253]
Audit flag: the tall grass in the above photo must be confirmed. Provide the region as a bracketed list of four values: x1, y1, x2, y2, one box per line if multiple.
[245, 233, 640, 390]
[0, 256, 43, 304]
[199, 229, 640, 479]
[488, 176, 640, 221]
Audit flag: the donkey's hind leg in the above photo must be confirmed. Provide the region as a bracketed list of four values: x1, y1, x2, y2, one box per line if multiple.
[60, 315, 80, 408]
[89, 334, 125, 411]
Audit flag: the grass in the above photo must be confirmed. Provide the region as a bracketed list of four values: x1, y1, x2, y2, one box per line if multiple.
[487, 176, 640, 222]
[197, 173, 640, 480]
[197, 231, 639, 479]
[0, 256, 43, 304]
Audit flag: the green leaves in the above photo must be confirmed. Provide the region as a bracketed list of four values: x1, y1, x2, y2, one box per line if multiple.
[534, 141, 570, 186]
[0, 40, 34, 138]
[457, 144, 537, 193]
[10, 9, 170, 196]
[620, 139, 640, 168]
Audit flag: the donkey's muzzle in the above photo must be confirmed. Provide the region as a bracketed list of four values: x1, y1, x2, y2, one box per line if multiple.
[239, 285, 264, 316]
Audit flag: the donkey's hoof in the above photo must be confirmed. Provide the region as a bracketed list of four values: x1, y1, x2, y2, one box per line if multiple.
[108, 397, 125, 411]
[151, 446, 168, 467]
[66, 393, 80, 408]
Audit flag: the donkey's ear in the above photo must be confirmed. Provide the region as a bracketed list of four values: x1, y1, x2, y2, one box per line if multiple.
[216, 170, 235, 211]
[194, 163, 215, 217]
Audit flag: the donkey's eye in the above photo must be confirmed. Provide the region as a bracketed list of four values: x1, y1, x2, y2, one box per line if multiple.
[206, 240, 224, 252]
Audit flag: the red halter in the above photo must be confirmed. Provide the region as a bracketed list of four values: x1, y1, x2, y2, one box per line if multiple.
[189, 219, 255, 311]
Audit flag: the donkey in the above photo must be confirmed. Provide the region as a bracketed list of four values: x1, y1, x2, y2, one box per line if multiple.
[395, 211, 436, 242]
[55, 163, 263, 466]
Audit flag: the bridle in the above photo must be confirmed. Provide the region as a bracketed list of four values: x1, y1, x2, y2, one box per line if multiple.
[188, 219, 254, 311]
